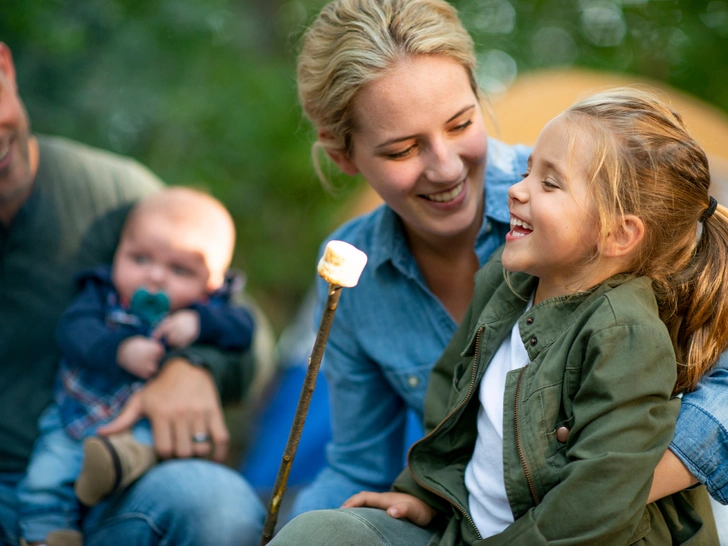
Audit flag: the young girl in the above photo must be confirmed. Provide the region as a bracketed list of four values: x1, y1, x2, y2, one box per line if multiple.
[271, 89, 728, 544]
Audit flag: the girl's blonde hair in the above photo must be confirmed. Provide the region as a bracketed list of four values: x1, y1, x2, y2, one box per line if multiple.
[297, 0, 477, 182]
[567, 88, 728, 392]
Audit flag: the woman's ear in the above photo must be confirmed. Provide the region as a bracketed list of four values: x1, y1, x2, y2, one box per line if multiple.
[602, 214, 645, 257]
[318, 130, 358, 176]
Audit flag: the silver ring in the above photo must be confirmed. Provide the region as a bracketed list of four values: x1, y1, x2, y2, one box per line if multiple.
[191, 432, 211, 443]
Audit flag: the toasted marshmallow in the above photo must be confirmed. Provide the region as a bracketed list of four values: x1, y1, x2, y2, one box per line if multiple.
[317, 240, 368, 287]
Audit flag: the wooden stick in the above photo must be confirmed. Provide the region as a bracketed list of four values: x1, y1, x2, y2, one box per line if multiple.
[259, 283, 342, 545]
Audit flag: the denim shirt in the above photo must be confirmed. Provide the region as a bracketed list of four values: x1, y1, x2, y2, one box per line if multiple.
[672, 352, 728, 504]
[291, 139, 530, 515]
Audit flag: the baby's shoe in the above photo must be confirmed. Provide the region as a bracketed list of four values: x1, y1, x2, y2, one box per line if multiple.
[75, 431, 157, 506]
[46, 529, 83, 546]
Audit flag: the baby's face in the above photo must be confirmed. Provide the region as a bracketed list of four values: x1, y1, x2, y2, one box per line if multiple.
[112, 215, 215, 311]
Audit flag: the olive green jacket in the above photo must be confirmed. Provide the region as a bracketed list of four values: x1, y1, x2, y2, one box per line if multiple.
[393, 252, 717, 545]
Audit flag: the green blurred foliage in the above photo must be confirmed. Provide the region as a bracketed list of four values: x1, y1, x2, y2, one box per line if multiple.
[2, 0, 726, 333]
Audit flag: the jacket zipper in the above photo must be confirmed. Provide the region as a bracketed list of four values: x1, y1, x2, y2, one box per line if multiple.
[514, 365, 540, 505]
[410, 327, 485, 541]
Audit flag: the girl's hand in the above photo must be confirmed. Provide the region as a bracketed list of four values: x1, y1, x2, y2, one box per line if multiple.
[152, 310, 200, 348]
[342, 491, 436, 527]
[117, 336, 164, 379]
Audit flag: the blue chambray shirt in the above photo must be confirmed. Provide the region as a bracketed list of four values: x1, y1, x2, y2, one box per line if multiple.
[672, 352, 728, 504]
[291, 139, 531, 516]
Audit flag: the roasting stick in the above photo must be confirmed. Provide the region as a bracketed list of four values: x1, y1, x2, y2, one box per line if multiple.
[259, 241, 368, 546]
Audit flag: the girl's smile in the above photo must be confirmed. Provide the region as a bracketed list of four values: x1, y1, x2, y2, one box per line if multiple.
[502, 114, 604, 303]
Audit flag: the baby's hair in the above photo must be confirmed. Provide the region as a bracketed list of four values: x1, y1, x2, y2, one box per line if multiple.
[297, 0, 477, 185]
[567, 88, 728, 391]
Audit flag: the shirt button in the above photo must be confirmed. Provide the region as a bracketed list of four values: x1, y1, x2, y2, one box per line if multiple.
[529, 337, 537, 346]
[556, 426, 570, 443]
[407, 375, 420, 388]
[485, 221, 492, 233]
[526, 317, 534, 325]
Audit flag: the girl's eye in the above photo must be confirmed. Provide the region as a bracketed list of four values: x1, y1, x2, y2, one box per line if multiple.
[542, 178, 559, 189]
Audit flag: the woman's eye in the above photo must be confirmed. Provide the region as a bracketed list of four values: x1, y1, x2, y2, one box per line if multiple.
[386, 146, 415, 159]
[452, 119, 473, 132]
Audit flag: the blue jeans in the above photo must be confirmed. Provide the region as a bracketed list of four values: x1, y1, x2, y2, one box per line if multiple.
[5, 407, 265, 545]
[16, 405, 154, 542]
[269, 508, 438, 546]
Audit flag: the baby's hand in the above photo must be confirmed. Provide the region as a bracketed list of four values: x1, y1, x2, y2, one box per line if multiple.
[152, 310, 200, 348]
[117, 336, 165, 379]
[342, 491, 436, 527]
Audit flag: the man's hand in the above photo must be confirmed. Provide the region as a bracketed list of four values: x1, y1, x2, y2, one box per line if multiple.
[152, 310, 200, 348]
[342, 491, 436, 527]
[97, 358, 229, 462]
[117, 336, 164, 379]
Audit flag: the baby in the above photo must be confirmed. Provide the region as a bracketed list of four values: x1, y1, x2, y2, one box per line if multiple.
[17, 187, 255, 546]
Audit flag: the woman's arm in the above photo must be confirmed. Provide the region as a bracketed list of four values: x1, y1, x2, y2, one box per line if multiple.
[290, 276, 411, 516]
[653, 351, 728, 505]
[649, 449, 699, 503]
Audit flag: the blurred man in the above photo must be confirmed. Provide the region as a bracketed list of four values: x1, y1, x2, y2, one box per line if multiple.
[0, 42, 265, 546]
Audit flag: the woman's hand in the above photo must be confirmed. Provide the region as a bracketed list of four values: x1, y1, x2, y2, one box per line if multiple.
[343, 491, 436, 527]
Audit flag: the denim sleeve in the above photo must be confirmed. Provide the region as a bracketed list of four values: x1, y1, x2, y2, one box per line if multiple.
[289, 275, 409, 518]
[671, 352, 728, 504]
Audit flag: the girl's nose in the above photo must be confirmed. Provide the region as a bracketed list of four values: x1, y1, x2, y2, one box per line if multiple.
[508, 177, 529, 202]
[424, 139, 463, 184]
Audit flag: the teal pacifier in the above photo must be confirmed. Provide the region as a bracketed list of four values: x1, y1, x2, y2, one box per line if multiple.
[129, 288, 170, 325]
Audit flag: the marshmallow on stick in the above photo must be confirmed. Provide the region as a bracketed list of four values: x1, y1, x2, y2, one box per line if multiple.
[317, 240, 368, 287]
[260, 240, 367, 546]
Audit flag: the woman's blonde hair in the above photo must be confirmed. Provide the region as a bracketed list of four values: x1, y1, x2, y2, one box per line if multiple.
[567, 88, 728, 392]
[297, 0, 477, 182]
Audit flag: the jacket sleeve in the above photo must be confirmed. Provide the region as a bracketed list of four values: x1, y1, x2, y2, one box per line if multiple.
[671, 350, 728, 504]
[482, 320, 680, 545]
[191, 302, 255, 351]
[55, 279, 139, 376]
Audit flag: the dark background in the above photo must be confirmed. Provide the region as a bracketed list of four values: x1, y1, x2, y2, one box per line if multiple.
[3, 0, 727, 332]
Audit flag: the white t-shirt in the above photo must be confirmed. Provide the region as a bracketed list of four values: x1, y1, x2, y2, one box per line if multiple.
[464, 311, 530, 538]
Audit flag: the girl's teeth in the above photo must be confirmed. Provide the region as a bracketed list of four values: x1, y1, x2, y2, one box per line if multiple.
[426, 182, 464, 203]
[510, 217, 533, 230]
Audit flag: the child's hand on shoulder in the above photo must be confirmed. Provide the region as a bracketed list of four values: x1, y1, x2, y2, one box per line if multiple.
[151, 310, 200, 348]
[342, 491, 436, 527]
[117, 336, 164, 379]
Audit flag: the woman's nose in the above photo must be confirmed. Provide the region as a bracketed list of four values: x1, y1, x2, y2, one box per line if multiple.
[424, 139, 463, 183]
